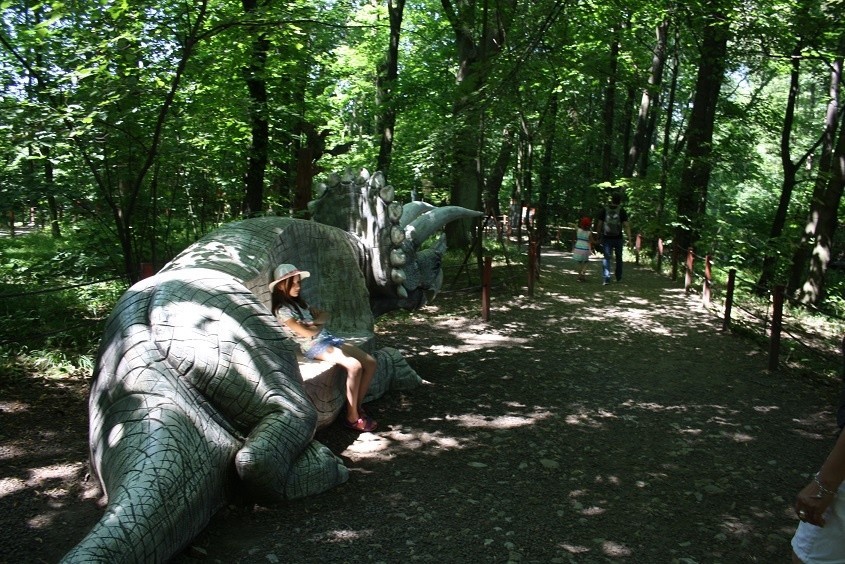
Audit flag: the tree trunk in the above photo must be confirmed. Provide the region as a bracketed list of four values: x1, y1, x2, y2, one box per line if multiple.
[538, 92, 558, 244]
[627, 16, 669, 178]
[788, 33, 844, 293]
[657, 29, 680, 258]
[798, 108, 845, 305]
[673, 7, 730, 255]
[440, 0, 512, 248]
[755, 41, 802, 293]
[486, 126, 514, 220]
[376, 0, 406, 178]
[601, 25, 620, 182]
[241, 0, 270, 217]
[443, 0, 483, 248]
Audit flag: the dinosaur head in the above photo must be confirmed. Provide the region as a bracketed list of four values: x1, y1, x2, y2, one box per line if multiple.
[309, 169, 482, 316]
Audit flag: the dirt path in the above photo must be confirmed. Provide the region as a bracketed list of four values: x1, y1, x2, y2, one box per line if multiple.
[2, 250, 841, 563]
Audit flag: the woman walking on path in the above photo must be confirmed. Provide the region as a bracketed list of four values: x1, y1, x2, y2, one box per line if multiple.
[572, 216, 594, 282]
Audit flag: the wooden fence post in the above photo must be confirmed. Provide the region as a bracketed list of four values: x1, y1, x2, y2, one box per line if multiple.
[839, 334, 844, 380]
[527, 240, 537, 296]
[703, 254, 712, 306]
[140, 262, 155, 279]
[768, 285, 785, 371]
[482, 256, 492, 322]
[635, 233, 642, 265]
[671, 244, 679, 281]
[723, 269, 736, 331]
[656, 238, 664, 273]
[684, 248, 694, 293]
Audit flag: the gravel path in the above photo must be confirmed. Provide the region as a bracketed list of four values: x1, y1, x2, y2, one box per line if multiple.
[4, 249, 841, 563]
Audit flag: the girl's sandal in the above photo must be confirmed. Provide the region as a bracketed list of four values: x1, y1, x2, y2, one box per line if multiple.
[343, 417, 378, 432]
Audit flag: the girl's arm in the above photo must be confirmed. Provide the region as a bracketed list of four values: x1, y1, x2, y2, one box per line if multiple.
[283, 317, 321, 340]
[310, 308, 330, 326]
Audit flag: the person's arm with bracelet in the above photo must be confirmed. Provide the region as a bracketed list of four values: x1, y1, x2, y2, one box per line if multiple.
[795, 430, 845, 526]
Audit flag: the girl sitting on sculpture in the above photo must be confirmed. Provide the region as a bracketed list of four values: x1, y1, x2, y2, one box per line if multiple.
[270, 263, 378, 432]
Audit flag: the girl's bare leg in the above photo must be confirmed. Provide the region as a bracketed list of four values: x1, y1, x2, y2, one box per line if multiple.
[341, 344, 376, 413]
[317, 347, 364, 422]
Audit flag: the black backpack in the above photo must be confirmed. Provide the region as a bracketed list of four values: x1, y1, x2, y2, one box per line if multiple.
[603, 206, 622, 237]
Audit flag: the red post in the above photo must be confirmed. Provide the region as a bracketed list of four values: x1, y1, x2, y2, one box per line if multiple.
[722, 269, 736, 331]
[635, 233, 642, 265]
[684, 248, 694, 293]
[482, 256, 492, 322]
[656, 237, 664, 273]
[841, 334, 844, 379]
[671, 244, 679, 281]
[140, 262, 155, 279]
[768, 285, 785, 371]
[703, 254, 712, 306]
[528, 241, 536, 297]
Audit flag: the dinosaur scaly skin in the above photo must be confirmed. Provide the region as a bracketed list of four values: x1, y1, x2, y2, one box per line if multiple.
[63, 171, 481, 563]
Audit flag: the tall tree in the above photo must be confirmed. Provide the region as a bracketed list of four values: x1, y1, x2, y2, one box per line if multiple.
[440, 0, 514, 248]
[376, 0, 406, 178]
[241, 0, 271, 217]
[625, 15, 669, 178]
[673, 5, 730, 255]
[601, 23, 621, 182]
[537, 90, 558, 243]
[788, 32, 845, 296]
[796, 107, 845, 305]
[754, 40, 805, 293]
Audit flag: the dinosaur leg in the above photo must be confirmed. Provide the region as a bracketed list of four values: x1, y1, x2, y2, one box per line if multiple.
[62, 394, 239, 564]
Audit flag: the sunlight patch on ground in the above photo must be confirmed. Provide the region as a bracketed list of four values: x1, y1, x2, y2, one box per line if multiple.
[30, 462, 84, 484]
[0, 444, 26, 461]
[724, 431, 755, 443]
[601, 540, 632, 557]
[0, 476, 27, 498]
[721, 515, 753, 536]
[546, 293, 589, 305]
[344, 429, 464, 459]
[445, 409, 553, 429]
[559, 542, 591, 554]
[564, 410, 608, 429]
[582, 505, 606, 516]
[0, 461, 83, 501]
[310, 528, 373, 544]
[619, 399, 690, 413]
[583, 305, 677, 336]
[0, 400, 29, 413]
[414, 317, 529, 355]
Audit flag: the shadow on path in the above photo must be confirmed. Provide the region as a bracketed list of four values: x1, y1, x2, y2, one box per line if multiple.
[169, 250, 843, 563]
[23, 248, 841, 563]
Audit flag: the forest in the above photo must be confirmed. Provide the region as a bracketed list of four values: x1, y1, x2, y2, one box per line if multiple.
[0, 0, 843, 310]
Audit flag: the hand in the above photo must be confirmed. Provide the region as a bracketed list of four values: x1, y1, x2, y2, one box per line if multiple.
[795, 480, 836, 527]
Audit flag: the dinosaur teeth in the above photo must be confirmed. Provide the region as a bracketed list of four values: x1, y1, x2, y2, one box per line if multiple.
[387, 202, 403, 222]
[390, 268, 406, 285]
[390, 226, 405, 245]
[390, 249, 407, 266]
[379, 185, 394, 203]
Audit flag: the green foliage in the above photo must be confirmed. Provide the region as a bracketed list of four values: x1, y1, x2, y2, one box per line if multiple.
[1, 0, 843, 315]
[0, 228, 124, 383]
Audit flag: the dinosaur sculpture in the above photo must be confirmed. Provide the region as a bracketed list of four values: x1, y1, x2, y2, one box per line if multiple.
[61, 169, 482, 563]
